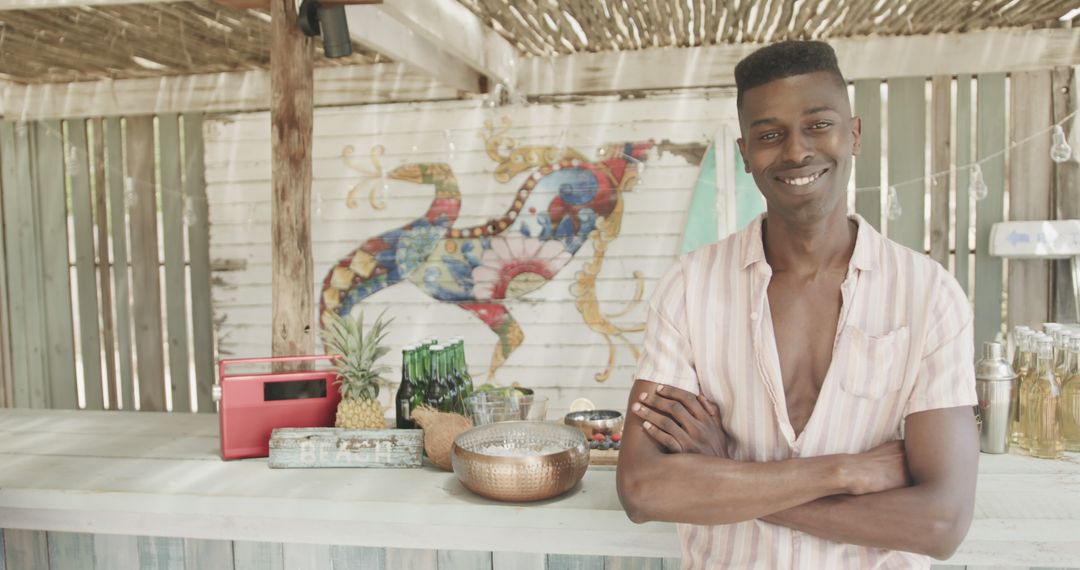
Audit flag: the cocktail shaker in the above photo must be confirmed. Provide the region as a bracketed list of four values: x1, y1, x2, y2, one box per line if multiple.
[975, 342, 1018, 454]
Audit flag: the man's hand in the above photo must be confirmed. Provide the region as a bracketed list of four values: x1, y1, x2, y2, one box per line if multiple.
[630, 384, 728, 456]
[841, 441, 912, 495]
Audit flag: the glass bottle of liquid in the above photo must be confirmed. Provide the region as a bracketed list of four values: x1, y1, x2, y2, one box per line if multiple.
[1010, 329, 1032, 446]
[1061, 336, 1080, 452]
[1054, 330, 1070, 377]
[425, 346, 448, 411]
[439, 347, 460, 414]
[395, 345, 417, 429]
[453, 337, 474, 401]
[1025, 337, 1064, 459]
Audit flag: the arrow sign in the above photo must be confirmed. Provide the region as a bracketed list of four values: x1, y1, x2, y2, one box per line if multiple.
[1007, 231, 1030, 246]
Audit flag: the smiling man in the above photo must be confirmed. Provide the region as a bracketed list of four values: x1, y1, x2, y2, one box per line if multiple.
[616, 41, 979, 568]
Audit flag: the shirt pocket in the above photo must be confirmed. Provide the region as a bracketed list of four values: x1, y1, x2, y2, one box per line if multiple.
[837, 325, 910, 399]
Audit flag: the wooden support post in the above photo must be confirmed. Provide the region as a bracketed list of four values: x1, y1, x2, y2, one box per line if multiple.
[1008, 70, 1054, 331]
[126, 116, 167, 411]
[929, 76, 952, 269]
[92, 119, 118, 409]
[271, 0, 315, 361]
[1053, 66, 1080, 323]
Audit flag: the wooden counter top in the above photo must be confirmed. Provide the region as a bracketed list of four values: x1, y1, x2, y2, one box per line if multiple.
[2, 409, 1079, 567]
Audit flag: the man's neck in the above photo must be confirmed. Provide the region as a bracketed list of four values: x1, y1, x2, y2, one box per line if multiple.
[762, 208, 857, 275]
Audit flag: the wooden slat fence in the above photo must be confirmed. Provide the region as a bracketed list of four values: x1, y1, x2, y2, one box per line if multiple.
[0, 115, 215, 412]
[855, 68, 1077, 349]
[1, 69, 1077, 411]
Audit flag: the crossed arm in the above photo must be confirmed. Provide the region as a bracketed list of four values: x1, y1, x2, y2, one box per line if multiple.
[615, 380, 978, 559]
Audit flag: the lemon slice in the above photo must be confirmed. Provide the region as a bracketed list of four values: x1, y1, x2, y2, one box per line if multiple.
[569, 398, 596, 412]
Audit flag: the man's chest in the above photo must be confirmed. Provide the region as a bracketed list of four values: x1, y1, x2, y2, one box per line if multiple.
[689, 270, 915, 457]
[767, 274, 846, 435]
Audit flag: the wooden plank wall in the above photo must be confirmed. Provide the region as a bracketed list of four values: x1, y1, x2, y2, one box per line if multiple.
[1052, 67, 1080, 323]
[0, 532, 1060, 570]
[974, 74, 1008, 349]
[886, 77, 927, 252]
[204, 94, 735, 412]
[955, 75, 974, 295]
[2, 122, 52, 408]
[105, 117, 137, 409]
[68, 120, 104, 411]
[1007, 71, 1054, 331]
[854, 80, 883, 230]
[0, 126, 12, 409]
[0, 115, 215, 411]
[35, 120, 78, 409]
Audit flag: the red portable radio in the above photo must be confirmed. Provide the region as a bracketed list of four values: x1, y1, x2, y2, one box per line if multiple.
[215, 355, 342, 460]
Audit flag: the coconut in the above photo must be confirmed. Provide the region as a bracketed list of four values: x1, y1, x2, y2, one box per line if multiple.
[411, 405, 473, 471]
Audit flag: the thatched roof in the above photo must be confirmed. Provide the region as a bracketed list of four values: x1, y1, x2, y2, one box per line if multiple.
[1, 0, 1078, 89]
[456, 0, 1080, 56]
[0, 1, 382, 84]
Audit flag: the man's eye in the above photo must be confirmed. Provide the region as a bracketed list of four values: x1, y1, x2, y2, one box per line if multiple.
[760, 132, 780, 141]
[811, 121, 832, 129]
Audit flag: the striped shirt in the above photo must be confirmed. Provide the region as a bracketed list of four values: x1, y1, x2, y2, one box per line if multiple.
[635, 213, 977, 569]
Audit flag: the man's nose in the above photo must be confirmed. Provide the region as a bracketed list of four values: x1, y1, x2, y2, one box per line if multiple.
[781, 131, 814, 165]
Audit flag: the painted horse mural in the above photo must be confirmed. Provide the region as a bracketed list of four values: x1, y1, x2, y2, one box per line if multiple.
[321, 118, 651, 381]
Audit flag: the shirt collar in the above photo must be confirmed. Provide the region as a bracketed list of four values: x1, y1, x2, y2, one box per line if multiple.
[739, 212, 879, 272]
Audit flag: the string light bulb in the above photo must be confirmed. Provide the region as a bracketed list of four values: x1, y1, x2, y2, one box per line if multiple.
[1051, 125, 1073, 163]
[887, 186, 902, 221]
[65, 146, 80, 176]
[969, 165, 989, 201]
[124, 176, 137, 209]
[183, 197, 197, 226]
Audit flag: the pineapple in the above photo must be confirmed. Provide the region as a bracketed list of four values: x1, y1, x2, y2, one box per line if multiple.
[322, 310, 394, 429]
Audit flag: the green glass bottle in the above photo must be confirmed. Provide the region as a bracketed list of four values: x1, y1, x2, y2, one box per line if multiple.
[455, 338, 474, 400]
[426, 346, 448, 412]
[412, 343, 429, 412]
[395, 346, 416, 429]
[439, 347, 459, 413]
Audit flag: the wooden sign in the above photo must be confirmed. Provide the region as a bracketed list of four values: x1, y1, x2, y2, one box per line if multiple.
[268, 427, 422, 468]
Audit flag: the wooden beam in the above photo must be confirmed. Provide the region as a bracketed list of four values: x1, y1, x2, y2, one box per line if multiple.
[0, 65, 458, 121]
[0, 0, 377, 8]
[343, 5, 482, 93]
[521, 28, 1080, 96]
[270, 0, 315, 360]
[0, 0, 171, 9]
[375, 0, 518, 88]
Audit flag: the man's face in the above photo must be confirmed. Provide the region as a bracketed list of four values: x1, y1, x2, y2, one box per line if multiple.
[737, 71, 861, 223]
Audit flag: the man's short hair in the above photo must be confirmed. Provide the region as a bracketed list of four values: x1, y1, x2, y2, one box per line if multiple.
[734, 41, 847, 108]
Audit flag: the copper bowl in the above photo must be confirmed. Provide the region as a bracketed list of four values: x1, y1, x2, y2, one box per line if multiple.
[564, 409, 624, 439]
[451, 421, 589, 502]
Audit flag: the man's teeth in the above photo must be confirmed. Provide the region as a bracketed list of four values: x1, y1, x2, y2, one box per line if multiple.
[782, 171, 823, 186]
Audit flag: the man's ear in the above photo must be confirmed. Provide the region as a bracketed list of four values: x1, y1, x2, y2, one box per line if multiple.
[851, 116, 863, 156]
[737, 137, 750, 172]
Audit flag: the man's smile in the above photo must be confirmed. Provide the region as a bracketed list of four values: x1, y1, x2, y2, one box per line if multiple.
[775, 167, 830, 188]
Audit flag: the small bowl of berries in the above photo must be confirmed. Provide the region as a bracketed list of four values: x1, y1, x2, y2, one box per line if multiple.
[564, 409, 623, 446]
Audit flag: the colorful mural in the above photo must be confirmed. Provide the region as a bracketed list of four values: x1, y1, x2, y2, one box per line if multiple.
[321, 117, 652, 381]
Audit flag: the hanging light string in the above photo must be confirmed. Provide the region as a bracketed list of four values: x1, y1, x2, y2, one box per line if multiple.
[864, 108, 1077, 195]
[23, 105, 1080, 226]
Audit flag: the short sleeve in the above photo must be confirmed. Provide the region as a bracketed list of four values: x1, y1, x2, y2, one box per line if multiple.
[904, 268, 978, 417]
[635, 260, 700, 394]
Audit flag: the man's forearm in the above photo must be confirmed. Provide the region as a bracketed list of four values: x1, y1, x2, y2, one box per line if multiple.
[620, 451, 855, 525]
[761, 483, 969, 559]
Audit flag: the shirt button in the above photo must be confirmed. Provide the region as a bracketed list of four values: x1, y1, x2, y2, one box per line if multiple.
[750, 311, 760, 320]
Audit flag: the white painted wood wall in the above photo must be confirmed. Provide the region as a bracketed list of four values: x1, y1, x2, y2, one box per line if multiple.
[204, 92, 739, 414]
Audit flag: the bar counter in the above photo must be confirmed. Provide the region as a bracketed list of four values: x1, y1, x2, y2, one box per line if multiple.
[1, 409, 1078, 569]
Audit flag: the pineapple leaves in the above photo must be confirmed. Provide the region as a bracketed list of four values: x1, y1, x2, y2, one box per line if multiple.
[321, 309, 395, 401]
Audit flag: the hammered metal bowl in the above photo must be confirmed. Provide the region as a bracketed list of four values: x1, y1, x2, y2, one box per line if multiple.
[451, 421, 589, 502]
[564, 409, 624, 438]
